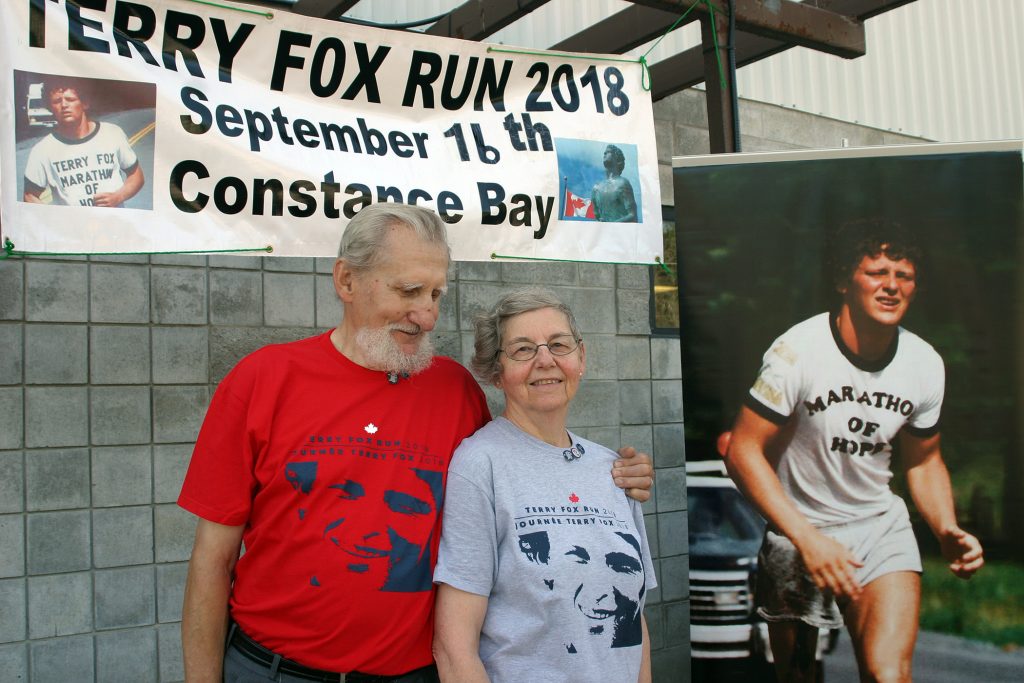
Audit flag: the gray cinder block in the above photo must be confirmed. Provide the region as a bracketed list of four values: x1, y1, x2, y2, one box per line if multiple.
[28, 572, 92, 638]
[24, 387, 88, 449]
[0, 516, 24, 578]
[156, 562, 188, 623]
[26, 261, 88, 322]
[657, 510, 689, 558]
[315, 274, 341, 330]
[26, 449, 89, 511]
[152, 267, 208, 325]
[0, 389, 24, 451]
[650, 337, 681, 380]
[567, 380, 618, 428]
[0, 325, 22, 384]
[0, 579, 27, 643]
[155, 504, 197, 563]
[152, 386, 208, 444]
[158, 623, 184, 682]
[617, 336, 651, 380]
[0, 261, 24, 321]
[263, 256, 315, 273]
[652, 379, 683, 423]
[31, 634, 95, 683]
[96, 625, 158, 682]
[94, 566, 155, 629]
[263, 272, 315, 327]
[569, 287, 616, 335]
[92, 445, 152, 507]
[93, 506, 154, 567]
[653, 423, 685, 469]
[209, 270, 262, 325]
[655, 468, 687, 514]
[620, 380, 653, 425]
[90, 386, 152, 446]
[152, 327, 209, 384]
[90, 326, 151, 385]
[27, 510, 91, 574]
[153, 444, 191, 504]
[0, 453, 24, 514]
[616, 288, 651, 335]
[90, 264, 150, 323]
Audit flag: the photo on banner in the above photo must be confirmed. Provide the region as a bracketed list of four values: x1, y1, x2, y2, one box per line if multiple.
[674, 140, 1024, 648]
[14, 70, 156, 210]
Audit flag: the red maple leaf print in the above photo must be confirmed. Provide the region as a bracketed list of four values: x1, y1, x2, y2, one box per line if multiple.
[569, 493, 579, 503]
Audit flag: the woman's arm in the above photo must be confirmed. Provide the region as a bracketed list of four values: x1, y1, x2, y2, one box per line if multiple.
[433, 584, 491, 683]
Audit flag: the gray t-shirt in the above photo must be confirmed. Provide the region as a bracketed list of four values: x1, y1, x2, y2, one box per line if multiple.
[434, 417, 656, 683]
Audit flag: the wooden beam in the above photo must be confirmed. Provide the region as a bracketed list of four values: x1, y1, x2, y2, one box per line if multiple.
[648, 0, 918, 100]
[630, 0, 865, 58]
[425, 0, 552, 41]
[551, 4, 691, 54]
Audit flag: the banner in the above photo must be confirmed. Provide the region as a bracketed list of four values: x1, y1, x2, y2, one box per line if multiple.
[0, 0, 663, 261]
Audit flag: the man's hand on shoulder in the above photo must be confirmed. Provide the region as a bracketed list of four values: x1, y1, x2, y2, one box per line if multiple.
[613, 446, 654, 503]
[939, 526, 984, 579]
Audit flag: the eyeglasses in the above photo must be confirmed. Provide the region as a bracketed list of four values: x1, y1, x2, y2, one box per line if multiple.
[499, 334, 581, 361]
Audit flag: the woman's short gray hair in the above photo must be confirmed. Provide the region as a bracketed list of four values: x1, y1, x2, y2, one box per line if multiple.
[338, 203, 451, 271]
[471, 287, 583, 385]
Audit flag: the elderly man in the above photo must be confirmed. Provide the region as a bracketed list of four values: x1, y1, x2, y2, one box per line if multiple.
[725, 219, 983, 683]
[179, 203, 653, 682]
[23, 77, 144, 207]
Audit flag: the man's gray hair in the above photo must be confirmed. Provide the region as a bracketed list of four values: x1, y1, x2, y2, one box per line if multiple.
[338, 203, 451, 270]
[471, 287, 583, 385]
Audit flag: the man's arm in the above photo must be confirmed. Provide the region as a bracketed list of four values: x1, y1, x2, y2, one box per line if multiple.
[638, 614, 652, 683]
[725, 406, 862, 598]
[181, 518, 245, 683]
[95, 164, 144, 207]
[433, 584, 491, 683]
[614, 446, 654, 503]
[901, 431, 984, 578]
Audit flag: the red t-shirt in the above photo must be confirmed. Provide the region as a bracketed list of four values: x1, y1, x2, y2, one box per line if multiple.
[178, 333, 490, 674]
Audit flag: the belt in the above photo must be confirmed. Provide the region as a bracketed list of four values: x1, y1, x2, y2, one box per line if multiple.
[227, 623, 435, 683]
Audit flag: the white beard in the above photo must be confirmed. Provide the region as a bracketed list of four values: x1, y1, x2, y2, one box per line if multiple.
[354, 324, 435, 375]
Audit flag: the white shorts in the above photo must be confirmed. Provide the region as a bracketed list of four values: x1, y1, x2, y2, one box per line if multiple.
[755, 496, 922, 629]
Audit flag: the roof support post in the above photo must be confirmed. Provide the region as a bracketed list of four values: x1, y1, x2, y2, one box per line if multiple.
[701, 11, 738, 154]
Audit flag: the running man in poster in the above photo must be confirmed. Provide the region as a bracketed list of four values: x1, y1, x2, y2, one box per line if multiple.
[724, 219, 983, 682]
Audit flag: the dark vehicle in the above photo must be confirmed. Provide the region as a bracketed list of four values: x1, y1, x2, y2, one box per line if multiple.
[688, 461, 836, 682]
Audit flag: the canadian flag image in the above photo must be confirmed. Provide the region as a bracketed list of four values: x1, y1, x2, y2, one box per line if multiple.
[563, 189, 595, 219]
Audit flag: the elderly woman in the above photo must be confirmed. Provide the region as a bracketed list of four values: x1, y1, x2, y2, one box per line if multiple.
[433, 288, 656, 683]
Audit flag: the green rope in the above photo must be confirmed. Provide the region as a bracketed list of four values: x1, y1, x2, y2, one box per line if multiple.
[640, 0, 704, 61]
[655, 256, 675, 276]
[0, 239, 274, 259]
[185, 0, 273, 19]
[491, 252, 658, 267]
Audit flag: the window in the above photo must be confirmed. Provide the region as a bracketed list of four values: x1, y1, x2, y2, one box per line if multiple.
[651, 205, 678, 332]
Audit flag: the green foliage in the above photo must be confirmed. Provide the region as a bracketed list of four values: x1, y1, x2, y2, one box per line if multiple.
[920, 558, 1024, 648]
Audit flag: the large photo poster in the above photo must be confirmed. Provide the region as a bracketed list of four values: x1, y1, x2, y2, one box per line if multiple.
[0, 0, 662, 261]
[674, 140, 1024, 667]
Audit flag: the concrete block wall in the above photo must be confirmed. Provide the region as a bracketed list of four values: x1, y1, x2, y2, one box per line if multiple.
[0, 87, 924, 682]
[0, 250, 688, 682]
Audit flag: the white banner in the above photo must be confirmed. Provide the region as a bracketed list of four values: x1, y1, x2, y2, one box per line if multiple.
[0, 0, 663, 262]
